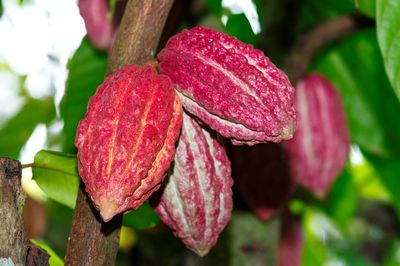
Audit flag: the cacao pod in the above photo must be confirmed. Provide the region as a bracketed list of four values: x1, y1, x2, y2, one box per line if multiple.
[230, 143, 294, 221]
[158, 26, 296, 145]
[152, 112, 233, 256]
[75, 64, 182, 222]
[285, 73, 350, 198]
[78, 0, 126, 50]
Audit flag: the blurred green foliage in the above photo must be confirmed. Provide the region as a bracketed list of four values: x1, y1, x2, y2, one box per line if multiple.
[0, 97, 55, 159]
[377, 0, 400, 101]
[312, 30, 400, 157]
[61, 37, 107, 153]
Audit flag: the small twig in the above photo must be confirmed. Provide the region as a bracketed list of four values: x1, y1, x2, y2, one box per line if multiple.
[285, 14, 374, 84]
[21, 163, 36, 169]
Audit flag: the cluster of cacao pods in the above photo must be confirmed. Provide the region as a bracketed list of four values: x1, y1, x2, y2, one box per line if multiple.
[75, 21, 349, 256]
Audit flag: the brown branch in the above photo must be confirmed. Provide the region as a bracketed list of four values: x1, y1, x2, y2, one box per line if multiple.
[285, 14, 374, 84]
[65, 1, 175, 265]
[0, 157, 49, 265]
[107, 0, 175, 74]
[0, 158, 28, 265]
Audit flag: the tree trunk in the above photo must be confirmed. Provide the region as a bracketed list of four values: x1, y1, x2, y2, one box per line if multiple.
[0, 157, 49, 266]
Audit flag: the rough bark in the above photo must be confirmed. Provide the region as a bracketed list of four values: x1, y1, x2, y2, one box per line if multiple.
[0, 158, 49, 266]
[65, 0, 175, 265]
[65, 186, 122, 266]
[108, 0, 175, 73]
[0, 158, 27, 265]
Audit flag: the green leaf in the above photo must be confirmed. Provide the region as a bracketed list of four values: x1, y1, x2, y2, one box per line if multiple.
[30, 239, 64, 266]
[60, 37, 107, 153]
[384, 241, 400, 266]
[32, 150, 160, 228]
[0, 98, 55, 159]
[0, 0, 3, 18]
[351, 159, 391, 202]
[298, 0, 355, 32]
[225, 13, 257, 45]
[32, 150, 79, 209]
[319, 169, 358, 228]
[355, 0, 376, 17]
[312, 29, 400, 157]
[363, 151, 400, 218]
[377, 0, 400, 101]
[122, 202, 160, 229]
[206, 0, 222, 16]
[302, 209, 373, 265]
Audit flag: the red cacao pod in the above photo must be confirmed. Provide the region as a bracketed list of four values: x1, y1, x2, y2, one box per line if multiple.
[75, 64, 182, 222]
[230, 143, 294, 221]
[158, 26, 296, 145]
[152, 113, 233, 256]
[285, 73, 350, 198]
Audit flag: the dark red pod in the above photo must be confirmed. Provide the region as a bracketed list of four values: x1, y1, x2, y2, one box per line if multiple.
[152, 113, 233, 256]
[285, 73, 350, 198]
[230, 143, 294, 221]
[158, 26, 296, 145]
[75, 64, 182, 222]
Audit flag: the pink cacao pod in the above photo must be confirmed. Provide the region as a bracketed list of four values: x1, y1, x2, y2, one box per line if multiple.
[285, 73, 350, 198]
[157, 26, 296, 145]
[78, 0, 126, 50]
[152, 112, 233, 256]
[278, 210, 303, 266]
[75, 64, 183, 222]
[230, 143, 294, 221]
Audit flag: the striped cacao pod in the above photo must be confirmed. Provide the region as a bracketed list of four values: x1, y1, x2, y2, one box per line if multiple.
[75, 64, 182, 222]
[152, 112, 233, 256]
[285, 73, 350, 198]
[158, 26, 296, 145]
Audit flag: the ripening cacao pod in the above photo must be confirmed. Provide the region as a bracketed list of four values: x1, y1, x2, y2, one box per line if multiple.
[75, 64, 182, 222]
[230, 143, 294, 221]
[78, 0, 126, 50]
[158, 26, 296, 145]
[152, 113, 233, 256]
[284, 73, 350, 198]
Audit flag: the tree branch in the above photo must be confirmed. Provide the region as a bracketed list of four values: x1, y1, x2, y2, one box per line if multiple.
[65, 1, 175, 265]
[0, 158, 28, 265]
[0, 157, 49, 266]
[285, 14, 374, 84]
[108, 0, 175, 74]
